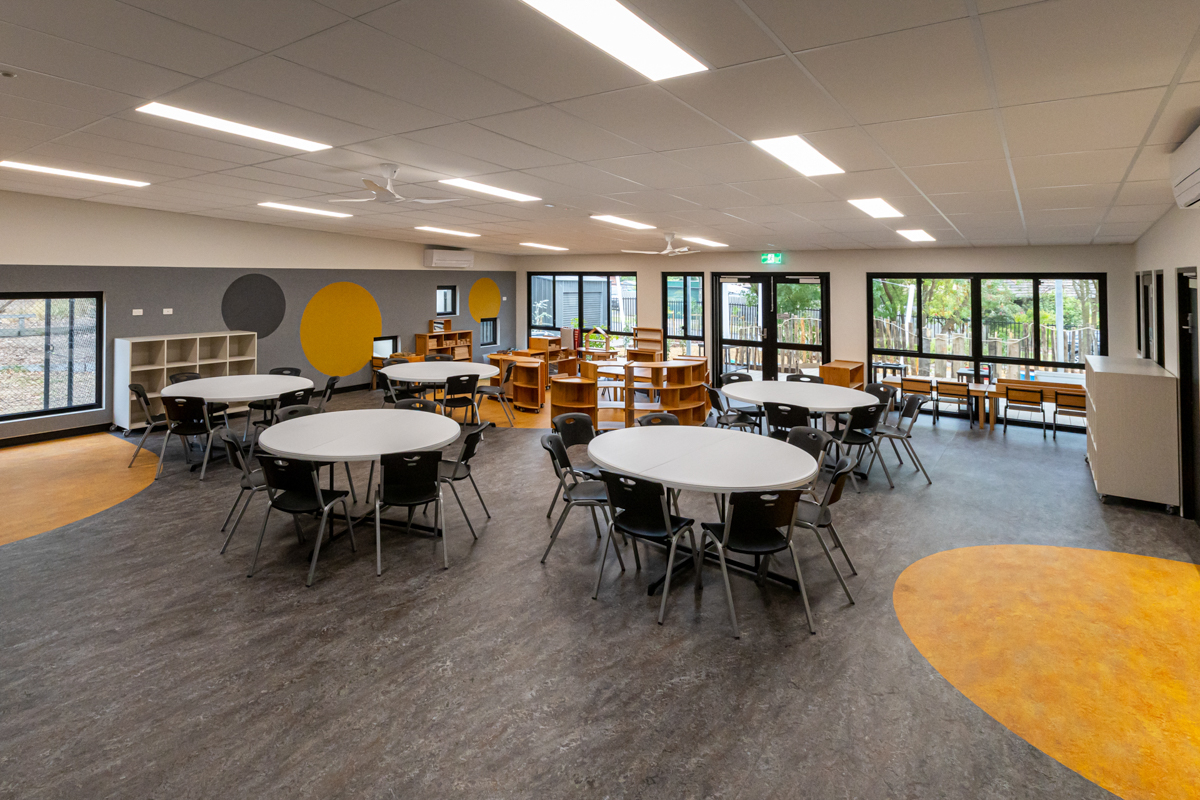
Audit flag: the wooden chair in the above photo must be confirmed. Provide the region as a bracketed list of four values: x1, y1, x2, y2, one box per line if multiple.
[1004, 385, 1046, 437]
[933, 380, 971, 427]
[1052, 389, 1087, 439]
[900, 376, 933, 404]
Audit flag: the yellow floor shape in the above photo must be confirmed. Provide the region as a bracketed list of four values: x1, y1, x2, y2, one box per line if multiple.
[0, 433, 155, 547]
[894, 545, 1200, 799]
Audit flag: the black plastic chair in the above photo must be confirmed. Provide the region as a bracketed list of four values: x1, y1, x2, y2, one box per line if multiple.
[763, 402, 813, 440]
[394, 398, 443, 414]
[375, 450, 447, 572]
[704, 384, 756, 431]
[128, 383, 166, 468]
[474, 361, 516, 426]
[442, 374, 480, 424]
[595, 470, 697, 627]
[252, 455, 354, 586]
[157, 396, 217, 480]
[217, 427, 265, 554]
[835, 403, 891, 491]
[699, 489, 805, 638]
[247, 367, 301, 426]
[719, 372, 764, 430]
[540, 434, 608, 563]
[249, 405, 356, 502]
[379, 358, 425, 406]
[786, 425, 835, 502]
[269, 367, 302, 376]
[169, 371, 230, 425]
[252, 388, 315, 440]
[792, 457, 859, 615]
[314, 375, 339, 412]
[867, 394, 931, 485]
[549, 413, 601, 512]
[635, 412, 679, 426]
[786, 374, 824, 384]
[439, 422, 493, 540]
[424, 353, 455, 362]
[168, 372, 201, 384]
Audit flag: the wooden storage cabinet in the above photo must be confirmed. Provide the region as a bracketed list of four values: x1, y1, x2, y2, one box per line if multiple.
[1084, 355, 1179, 509]
[820, 360, 865, 390]
[550, 376, 598, 425]
[415, 320, 473, 361]
[114, 331, 257, 432]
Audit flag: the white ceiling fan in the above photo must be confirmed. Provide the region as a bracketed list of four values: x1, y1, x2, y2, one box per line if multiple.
[621, 232, 696, 256]
[330, 164, 460, 205]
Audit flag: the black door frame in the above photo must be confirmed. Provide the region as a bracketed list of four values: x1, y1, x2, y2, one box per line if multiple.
[711, 272, 831, 385]
[1177, 268, 1198, 520]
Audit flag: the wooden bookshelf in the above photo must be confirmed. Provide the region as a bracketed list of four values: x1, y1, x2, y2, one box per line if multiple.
[820, 360, 865, 390]
[415, 318, 473, 361]
[628, 326, 664, 362]
[638, 360, 710, 426]
[498, 356, 546, 412]
[550, 376, 598, 426]
[370, 352, 422, 390]
[523, 335, 579, 379]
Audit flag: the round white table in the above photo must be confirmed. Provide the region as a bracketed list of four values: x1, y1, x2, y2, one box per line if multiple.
[721, 380, 878, 413]
[379, 362, 499, 384]
[588, 425, 817, 493]
[161, 374, 312, 403]
[256, 408, 460, 462]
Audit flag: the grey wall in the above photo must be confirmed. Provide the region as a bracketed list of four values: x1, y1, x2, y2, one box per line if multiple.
[0, 265, 516, 440]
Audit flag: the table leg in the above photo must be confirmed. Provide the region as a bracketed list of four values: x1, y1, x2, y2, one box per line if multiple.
[989, 397, 997, 431]
[978, 395, 985, 428]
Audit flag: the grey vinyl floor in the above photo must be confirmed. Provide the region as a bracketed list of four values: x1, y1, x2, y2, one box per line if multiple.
[1, 390, 1195, 799]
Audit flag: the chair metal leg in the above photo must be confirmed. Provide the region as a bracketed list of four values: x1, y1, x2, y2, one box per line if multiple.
[714, 542, 740, 638]
[199, 431, 215, 481]
[808, 524, 854, 604]
[593, 528, 615, 599]
[874, 441, 894, 489]
[825, 522, 857, 575]
[155, 427, 171, 479]
[128, 422, 156, 467]
[341, 499, 355, 551]
[447, 480, 477, 540]
[221, 488, 246, 532]
[468, 473, 490, 518]
[541, 502, 574, 563]
[220, 491, 255, 553]
[248, 506, 273, 577]
[904, 439, 932, 484]
[889, 437, 904, 465]
[292, 514, 305, 543]
[788, 542, 816, 635]
[588, 506, 603, 540]
[344, 462, 357, 503]
[657, 533, 681, 625]
[375, 499, 384, 576]
[546, 481, 563, 519]
[306, 507, 332, 587]
[437, 491, 448, 569]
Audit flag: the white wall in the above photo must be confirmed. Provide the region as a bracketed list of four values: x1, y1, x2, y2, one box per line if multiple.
[0, 191, 516, 272]
[516, 245, 1137, 362]
[1134, 205, 1200, 375]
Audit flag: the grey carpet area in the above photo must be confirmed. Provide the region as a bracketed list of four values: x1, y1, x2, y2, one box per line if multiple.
[1, 391, 1195, 799]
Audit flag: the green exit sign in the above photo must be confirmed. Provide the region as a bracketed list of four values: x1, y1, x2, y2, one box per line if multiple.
[761, 252, 784, 265]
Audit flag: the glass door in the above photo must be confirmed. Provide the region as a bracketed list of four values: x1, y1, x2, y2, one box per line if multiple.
[715, 273, 829, 383]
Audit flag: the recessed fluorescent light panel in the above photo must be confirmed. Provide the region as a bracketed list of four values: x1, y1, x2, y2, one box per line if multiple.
[751, 136, 843, 177]
[521, 242, 569, 251]
[415, 226, 480, 238]
[0, 160, 149, 187]
[898, 229, 935, 242]
[591, 214, 655, 230]
[680, 236, 727, 247]
[848, 198, 904, 219]
[439, 178, 540, 202]
[518, 0, 706, 81]
[258, 202, 350, 218]
[136, 102, 331, 152]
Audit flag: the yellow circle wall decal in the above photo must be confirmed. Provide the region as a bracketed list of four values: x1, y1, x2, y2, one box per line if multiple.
[299, 282, 381, 376]
[468, 277, 502, 322]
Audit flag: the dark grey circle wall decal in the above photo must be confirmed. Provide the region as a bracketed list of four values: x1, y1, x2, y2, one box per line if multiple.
[222, 273, 286, 338]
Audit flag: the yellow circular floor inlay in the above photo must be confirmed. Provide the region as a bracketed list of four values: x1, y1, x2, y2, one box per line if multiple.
[299, 282, 381, 376]
[894, 545, 1200, 799]
[467, 277, 501, 322]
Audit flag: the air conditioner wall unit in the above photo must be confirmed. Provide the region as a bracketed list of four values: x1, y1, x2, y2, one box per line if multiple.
[1170, 123, 1200, 208]
[423, 247, 475, 269]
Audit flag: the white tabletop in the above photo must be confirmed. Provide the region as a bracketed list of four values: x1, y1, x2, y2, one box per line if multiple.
[160, 374, 313, 404]
[257, 409, 460, 462]
[722, 381, 879, 413]
[587, 426, 817, 494]
[380, 362, 500, 384]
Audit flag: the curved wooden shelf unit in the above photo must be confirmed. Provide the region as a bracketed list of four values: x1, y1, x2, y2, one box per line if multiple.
[550, 375, 598, 425]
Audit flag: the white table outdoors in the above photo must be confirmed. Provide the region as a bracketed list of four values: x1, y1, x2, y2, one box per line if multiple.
[720, 380, 878, 413]
[379, 361, 499, 385]
[588, 425, 819, 595]
[160, 373, 313, 404]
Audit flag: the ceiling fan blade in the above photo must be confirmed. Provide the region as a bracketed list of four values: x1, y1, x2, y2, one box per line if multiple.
[329, 197, 375, 203]
[621, 249, 662, 255]
[363, 179, 388, 193]
[409, 198, 460, 204]
[670, 249, 698, 255]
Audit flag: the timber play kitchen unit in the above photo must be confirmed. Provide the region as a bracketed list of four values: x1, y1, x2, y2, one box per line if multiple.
[415, 319, 472, 361]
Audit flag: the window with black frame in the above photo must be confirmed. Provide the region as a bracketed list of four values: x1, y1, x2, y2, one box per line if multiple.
[663, 273, 704, 357]
[868, 273, 1107, 389]
[528, 273, 637, 349]
[0, 292, 103, 420]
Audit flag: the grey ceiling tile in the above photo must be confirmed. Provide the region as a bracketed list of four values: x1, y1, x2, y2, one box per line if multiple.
[728, 178, 838, 205]
[119, 0, 346, 51]
[404, 123, 571, 170]
[626, 0, 779, 68]
[743, 0, 965, 50]
[347, 135, 504, 177]
[473, 106, 647, 162]
[555, 85, 738, 152]
[589, 153, 718, 189]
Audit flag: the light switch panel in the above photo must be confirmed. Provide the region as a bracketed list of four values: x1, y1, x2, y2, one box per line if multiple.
[163, 308, 173, 315]
[132, 309, 143, 316]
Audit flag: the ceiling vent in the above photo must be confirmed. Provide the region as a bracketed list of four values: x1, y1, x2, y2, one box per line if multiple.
[1170, 123, 1200, 209]
[423, 247, 474, 269]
